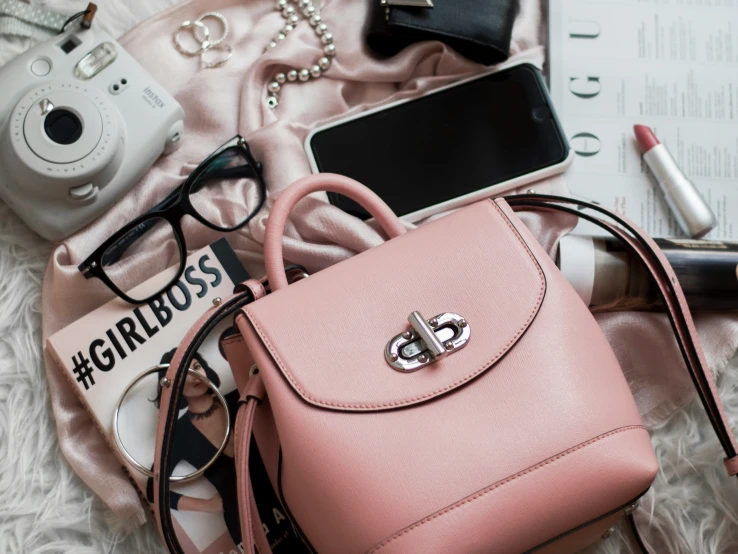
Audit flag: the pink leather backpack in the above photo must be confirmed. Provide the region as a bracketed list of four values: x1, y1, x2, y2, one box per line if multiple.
[153, 174, 738, 553]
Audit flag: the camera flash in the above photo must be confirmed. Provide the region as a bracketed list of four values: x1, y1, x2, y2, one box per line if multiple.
[74, 42, 117, 80]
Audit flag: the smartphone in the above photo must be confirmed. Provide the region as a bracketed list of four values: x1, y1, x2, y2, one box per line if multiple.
[306, 62, 572, 221]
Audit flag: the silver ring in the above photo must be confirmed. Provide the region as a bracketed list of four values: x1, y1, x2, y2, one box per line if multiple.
[174, 20, 211, 56]
[201, 43, 233, 69]
[112, 363, 231, 482]
[195, 12, 229, 47]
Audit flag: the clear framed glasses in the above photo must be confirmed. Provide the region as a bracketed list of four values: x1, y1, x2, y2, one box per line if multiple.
[78, 136, 266, 304]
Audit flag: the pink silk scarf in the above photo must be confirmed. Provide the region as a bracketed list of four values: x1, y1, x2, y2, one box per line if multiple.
[40, 0, 738, 529]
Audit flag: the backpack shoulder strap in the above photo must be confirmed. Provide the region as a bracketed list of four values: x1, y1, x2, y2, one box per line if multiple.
[504, 193, 737, 552]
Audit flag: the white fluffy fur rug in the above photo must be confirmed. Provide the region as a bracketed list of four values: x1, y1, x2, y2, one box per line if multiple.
[0, 4, 175, 553]
[1, 2, 738, 553]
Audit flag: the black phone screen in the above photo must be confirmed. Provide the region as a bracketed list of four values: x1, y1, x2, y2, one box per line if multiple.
[309, 64, 569, 219]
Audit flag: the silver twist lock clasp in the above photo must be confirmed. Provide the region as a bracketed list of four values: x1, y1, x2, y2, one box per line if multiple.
[385, 312, 470, 372]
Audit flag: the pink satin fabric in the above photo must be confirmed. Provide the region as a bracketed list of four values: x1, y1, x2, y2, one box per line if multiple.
[40, 0, 738, 530]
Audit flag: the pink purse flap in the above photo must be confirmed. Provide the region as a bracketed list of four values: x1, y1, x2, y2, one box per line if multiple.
[242, 199, 545, 411]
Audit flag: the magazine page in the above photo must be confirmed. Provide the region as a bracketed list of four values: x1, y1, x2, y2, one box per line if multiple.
[548, 0, 738, 239]
[46, 239, 304, 554]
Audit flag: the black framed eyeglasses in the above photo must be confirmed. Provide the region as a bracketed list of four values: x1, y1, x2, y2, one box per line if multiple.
[78, 136, 266, 304]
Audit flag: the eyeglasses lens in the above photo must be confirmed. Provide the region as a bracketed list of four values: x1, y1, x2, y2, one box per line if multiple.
[101, 216, 182, 302]
[188, 147, 264, 230]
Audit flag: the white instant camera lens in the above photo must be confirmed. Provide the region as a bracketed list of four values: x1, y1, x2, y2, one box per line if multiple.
[44, 108, 83, 145]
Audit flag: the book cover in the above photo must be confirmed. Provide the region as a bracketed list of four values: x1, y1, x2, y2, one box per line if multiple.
[46, 238, 304, 554]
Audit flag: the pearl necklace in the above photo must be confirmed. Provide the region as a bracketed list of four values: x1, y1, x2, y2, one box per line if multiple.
[266, 0, 336, 109]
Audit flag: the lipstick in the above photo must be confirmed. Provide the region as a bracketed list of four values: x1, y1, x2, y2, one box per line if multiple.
[633, 125, 717, 238]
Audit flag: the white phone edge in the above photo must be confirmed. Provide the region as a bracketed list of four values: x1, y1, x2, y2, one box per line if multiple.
[303, 60, 574, 223]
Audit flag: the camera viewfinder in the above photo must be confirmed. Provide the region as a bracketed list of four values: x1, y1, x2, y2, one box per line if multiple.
[57, 35, 81, 54]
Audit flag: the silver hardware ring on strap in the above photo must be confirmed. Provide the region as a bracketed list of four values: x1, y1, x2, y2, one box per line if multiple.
[113, 363, 231, 483]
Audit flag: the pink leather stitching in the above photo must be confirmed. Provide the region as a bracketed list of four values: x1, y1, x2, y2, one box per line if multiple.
[241, 375, 266, 404]
[243, 200, 546, 410]
[724, 456, 738, 476]
[241, 279, 266, 300]
[252, 280, 266, 299]
[366, 425, 648, 553]
[222, 335, 245, 346]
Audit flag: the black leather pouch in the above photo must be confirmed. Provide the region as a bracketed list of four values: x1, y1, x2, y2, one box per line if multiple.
[366, 0, 518, 65]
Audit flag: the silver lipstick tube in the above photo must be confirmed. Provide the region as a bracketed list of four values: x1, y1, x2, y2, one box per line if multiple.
[643, 144, 717, 238]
